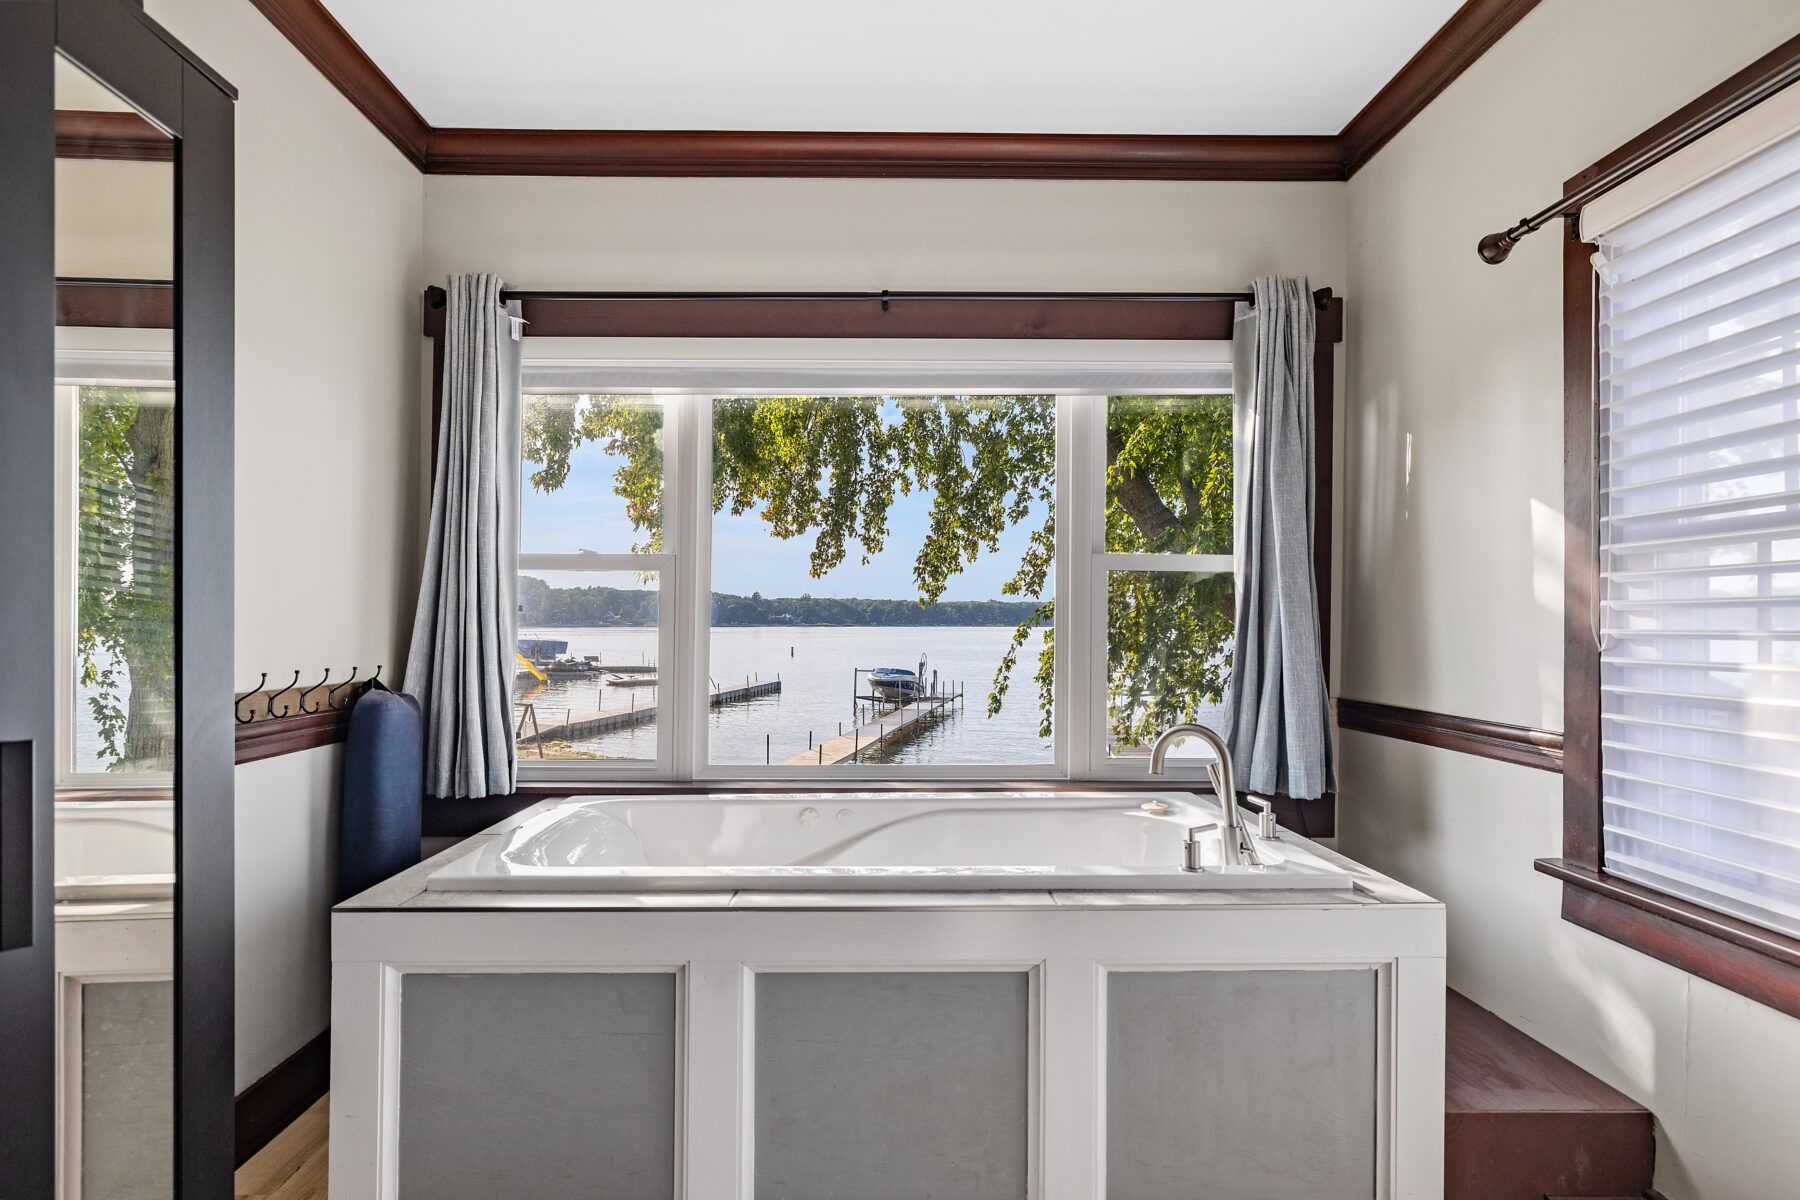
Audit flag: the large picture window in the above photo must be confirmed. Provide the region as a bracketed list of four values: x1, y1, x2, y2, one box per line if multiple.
[512, 376, 1256, 780]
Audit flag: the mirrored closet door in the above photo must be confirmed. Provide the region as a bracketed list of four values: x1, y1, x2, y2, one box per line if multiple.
[1, 3, 235, 1198]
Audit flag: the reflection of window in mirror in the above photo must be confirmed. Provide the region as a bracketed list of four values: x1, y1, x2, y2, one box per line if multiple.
[53, 370, 177, 785]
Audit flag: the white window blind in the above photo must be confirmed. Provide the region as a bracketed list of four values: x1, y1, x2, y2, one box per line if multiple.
[1593, 126, 1800, 938]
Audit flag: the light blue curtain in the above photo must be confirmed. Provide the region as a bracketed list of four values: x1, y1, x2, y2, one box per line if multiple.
[404, 274, 522, 799]
[1222, 276, 1335, 799]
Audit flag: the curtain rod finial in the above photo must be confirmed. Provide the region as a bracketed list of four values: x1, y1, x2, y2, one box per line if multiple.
[1478, 226, 1522, 265]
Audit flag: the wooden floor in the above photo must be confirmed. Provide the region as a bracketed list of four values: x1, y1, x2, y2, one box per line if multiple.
[236, 1096, 327, 1200]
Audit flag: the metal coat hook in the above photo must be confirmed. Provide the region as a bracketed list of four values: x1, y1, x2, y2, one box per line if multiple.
[268, 670, 301, 719]
[234, 673, 267, 724]
[299, 668, 334, 714]
[326, 667, 360, 710]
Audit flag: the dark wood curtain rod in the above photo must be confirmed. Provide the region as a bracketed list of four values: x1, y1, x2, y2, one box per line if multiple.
[1479, 39, 1800, 263]
[419, 284, 1345, 342]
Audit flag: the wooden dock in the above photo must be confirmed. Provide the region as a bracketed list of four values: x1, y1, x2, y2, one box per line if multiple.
[783, 691, 962, 766]
[518, 678, 780, 745]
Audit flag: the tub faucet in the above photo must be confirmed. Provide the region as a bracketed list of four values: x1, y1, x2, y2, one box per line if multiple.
[1148, 723, 1256, 867]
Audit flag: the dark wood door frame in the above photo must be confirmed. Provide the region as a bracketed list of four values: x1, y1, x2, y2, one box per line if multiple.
[1539, 56, 1800, 1018]
[418, 286, 1343, 837]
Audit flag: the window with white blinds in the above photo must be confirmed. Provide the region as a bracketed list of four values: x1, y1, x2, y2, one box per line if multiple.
[1593, 127, 1800, 939]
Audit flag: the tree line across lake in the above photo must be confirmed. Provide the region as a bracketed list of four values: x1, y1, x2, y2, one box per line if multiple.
[519, 574, 1041, 628]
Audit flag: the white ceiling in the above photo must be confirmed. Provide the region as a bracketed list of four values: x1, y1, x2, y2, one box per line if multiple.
[319, 0, 1464, 135]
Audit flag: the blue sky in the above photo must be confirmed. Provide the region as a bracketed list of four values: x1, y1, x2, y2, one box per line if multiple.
[521, 435, 1048, 603]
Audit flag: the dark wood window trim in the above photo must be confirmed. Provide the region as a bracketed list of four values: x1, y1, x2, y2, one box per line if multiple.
[1552, 59, 1800, 1018]
[419, 287, 1342, 835]
[247, 0, 1541, 180]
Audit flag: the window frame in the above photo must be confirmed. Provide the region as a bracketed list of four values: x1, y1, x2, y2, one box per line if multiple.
[1544, 73, 1800, 1018]
[426, 291, 1339, 827]
[519, 385, 1246, 784]
[52, 373, 177, 792]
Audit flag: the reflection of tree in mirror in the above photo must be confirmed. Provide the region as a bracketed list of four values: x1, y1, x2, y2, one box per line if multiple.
[520, 393, 1234, 745]
[77, 386, 176, 771]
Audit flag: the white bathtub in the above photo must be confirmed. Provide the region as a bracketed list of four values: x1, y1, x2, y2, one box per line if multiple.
[54, 799, 175, 902]
[426, 791, 1354, 892]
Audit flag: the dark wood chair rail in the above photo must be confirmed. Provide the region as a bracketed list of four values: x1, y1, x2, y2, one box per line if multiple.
[1336, 697, 1564, 773]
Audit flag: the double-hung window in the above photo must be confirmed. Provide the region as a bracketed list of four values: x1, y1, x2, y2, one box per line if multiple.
[53, 333, 176, 790]
[1589, 124, 1800, 939]
[510, 343, 1290, 782]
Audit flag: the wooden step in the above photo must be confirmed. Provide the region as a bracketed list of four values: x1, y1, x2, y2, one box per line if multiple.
[1446, 990, 1655, 1200]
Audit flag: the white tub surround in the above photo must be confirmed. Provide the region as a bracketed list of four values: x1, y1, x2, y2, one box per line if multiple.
[332, 792, 1446, 1200]
[53, 798, 174, 902]
[53, 799, 175, 1200]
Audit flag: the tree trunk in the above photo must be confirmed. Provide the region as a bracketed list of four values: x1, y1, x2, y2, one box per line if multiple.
[1105, 430, 1182, 547]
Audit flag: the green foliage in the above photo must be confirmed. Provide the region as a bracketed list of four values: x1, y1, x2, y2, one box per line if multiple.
[75, 386, 176, 771]
[521, 392, 1235, 747]
[1101, 395, 1237, 747]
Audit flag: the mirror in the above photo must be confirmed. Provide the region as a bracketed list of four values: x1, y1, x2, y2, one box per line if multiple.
[54, 51, 176, 1200]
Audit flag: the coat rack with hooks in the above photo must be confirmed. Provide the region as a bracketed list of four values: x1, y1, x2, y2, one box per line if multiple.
[234, 665, 385, 725]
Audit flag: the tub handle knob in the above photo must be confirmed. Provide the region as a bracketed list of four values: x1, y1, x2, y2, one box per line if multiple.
[1242, 796, 1279, 841]
[1183, 823, 1217, 873]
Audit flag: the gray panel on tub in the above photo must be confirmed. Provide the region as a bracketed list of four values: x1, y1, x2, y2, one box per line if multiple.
[756, 971, 1029, 1200]
[81, 979, 173, 1200]
[399, 972, 676, 1200]
[1107, 969, 1377, 1200]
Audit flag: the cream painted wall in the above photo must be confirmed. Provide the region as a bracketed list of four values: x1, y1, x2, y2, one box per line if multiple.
[129, 0, 427, 1092]
[54, 159, 173, 279]
[1339, 1, 1800, 1197]
[422, 173, 1351, 682]
[422, 176, 1346, 292]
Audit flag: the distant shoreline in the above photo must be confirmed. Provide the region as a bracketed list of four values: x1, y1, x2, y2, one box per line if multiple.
[518, 576, 1045, 630]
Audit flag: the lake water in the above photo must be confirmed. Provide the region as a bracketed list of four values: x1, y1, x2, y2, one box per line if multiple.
[515, 624, 1053, 766]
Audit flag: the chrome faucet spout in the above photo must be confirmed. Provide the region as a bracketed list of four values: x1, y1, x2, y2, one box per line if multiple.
[1148, 722, 1252, 867]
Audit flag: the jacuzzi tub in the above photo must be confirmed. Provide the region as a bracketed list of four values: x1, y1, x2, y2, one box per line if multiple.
[426, 791, 1353, 892]
[54, 798, 175, 902]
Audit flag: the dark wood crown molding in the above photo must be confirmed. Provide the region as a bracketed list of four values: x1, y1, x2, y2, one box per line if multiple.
[1337, 697, 1564, 773]
[1339, 0, 1543, 176]
[421, 128, 1343, 181]
[55, 109, 172, 161]
[245, 0, 429, 167]
[251, 0, 1534, 180]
